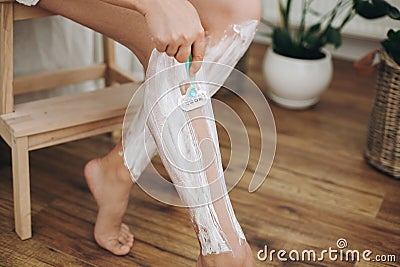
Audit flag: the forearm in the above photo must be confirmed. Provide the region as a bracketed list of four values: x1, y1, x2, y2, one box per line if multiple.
[15, 0, 150, 15]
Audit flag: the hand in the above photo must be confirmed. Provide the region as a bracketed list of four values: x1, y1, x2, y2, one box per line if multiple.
[140, 0, 205, 75]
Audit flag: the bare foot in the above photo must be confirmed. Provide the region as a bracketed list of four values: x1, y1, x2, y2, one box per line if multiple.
[84, 155, 134, 255]
[197, 242, 255, 267]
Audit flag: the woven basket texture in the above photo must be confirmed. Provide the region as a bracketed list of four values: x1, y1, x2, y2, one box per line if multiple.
[365, 50, 400, 179]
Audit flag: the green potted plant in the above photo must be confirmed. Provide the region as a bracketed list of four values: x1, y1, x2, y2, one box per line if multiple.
[261, 0, 398, 109]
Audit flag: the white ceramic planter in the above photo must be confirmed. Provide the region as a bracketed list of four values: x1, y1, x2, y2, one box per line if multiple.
[263, 47, 333, 109]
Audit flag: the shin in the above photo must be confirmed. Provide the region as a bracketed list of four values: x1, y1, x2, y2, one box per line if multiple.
[123, 20, 259, 255]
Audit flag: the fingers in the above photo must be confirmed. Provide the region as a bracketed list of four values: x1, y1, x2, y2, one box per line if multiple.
[165, 35, 181, 57]
[165, 44, 179, 58]
[154, 34, 202, 67]
[153, 36, 168, 53]
[190, 34, 205, 75]
[175, 45, 191, 63]
[179, 81, 190, 95]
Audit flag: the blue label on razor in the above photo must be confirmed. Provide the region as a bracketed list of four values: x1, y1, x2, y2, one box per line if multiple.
[189, 88, 197, 98]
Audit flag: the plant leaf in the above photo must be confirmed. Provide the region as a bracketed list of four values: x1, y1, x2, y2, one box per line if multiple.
[303, 33, 322, 50]
[272, 28, 294, 56]
[308, 8, 321, 17]
[325, 26, 342, 48]
[381, 39, 400, 65]
[308, 23, 321, 34]
[387, 29, 400, 41]
[386, 5, 400, 20]
[372, 0, 400, 20]
[354, 0, 387, 19]
[339, 10, 356, 30]
[382, 29, 400, 65]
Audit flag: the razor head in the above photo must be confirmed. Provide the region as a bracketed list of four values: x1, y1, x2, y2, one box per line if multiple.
[179, 87, 208, 111]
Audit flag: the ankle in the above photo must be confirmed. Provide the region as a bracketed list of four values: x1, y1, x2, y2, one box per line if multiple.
[104, 144, 132, 184]
[115, 162, 133, 184]
[199, 254, 246, 267]
[86, 155, 131, 185]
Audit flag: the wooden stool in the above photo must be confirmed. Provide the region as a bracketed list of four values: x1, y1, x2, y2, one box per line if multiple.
[0, 1, 141, 240]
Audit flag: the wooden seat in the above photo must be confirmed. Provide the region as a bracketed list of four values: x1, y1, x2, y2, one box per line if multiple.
[0, 1, 141, 240]
[0, 83, 140, 150]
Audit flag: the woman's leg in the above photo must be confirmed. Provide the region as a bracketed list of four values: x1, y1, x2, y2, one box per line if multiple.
[37, 0, 154, 255]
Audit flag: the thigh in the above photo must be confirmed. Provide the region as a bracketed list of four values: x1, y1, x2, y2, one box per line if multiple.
[38, 0, 154, 68]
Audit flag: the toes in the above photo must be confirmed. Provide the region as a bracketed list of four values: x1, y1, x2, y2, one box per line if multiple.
[121, 230, 133, 240]
[121, 229, 134, 240]
[118, 234, 133, 247]
[119, 230, 134, 246]
[94, 223, 134, 256]
[95, 232, 133, 256]
[118, 235, 128, 245]
[120, 224, 134, 241]
[105, 239, 132, 256]
[121, 223, 130, 232]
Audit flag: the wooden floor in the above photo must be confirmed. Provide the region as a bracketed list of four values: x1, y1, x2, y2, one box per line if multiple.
[1, 43, 399, 267]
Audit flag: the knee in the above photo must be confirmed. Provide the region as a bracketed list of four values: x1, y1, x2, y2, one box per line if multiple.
[195, 0, 261, 26]
[224, 0, 262, 23]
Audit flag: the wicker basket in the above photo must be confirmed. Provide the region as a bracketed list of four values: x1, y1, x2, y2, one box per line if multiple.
[364, 50, 400, 179]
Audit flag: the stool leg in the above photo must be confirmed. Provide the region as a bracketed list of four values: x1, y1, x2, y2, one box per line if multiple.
[11, 137, 32, 240]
